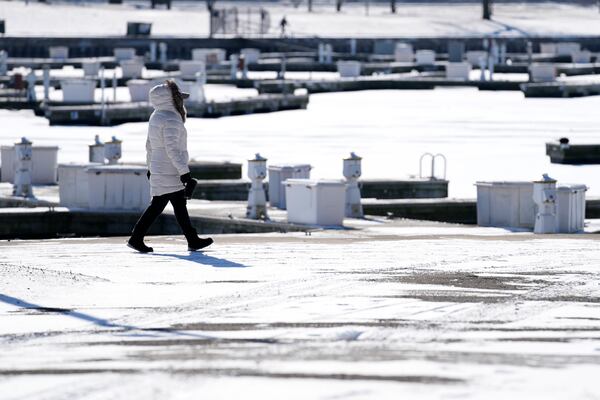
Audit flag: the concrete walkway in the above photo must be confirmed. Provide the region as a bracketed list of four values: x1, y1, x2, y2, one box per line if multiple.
[1, 225, 599, 399]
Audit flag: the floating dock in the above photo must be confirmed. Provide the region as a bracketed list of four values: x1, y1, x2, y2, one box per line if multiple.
[360, 179, 448, 199]
[44, 93, 309, 126]
[521, 81, 600, 98]
[257, 77, 523, 94]
[189, 178, 449, 201]
[546, 142, 600, 164]
[362, 197, 600, 224]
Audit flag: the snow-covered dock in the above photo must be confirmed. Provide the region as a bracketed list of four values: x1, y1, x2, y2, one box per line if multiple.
[1, 228, 600, 399]
[521, 81, 600, 98]
[44, 93, 309, 126]
[257, 76, 524, 94]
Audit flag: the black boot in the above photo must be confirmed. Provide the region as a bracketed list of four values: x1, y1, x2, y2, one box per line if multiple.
[187, 236, 214, 251]
[127, 237, 154, 253]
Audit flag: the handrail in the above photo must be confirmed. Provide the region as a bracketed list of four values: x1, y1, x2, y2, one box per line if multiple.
[419, 152, 447, 180]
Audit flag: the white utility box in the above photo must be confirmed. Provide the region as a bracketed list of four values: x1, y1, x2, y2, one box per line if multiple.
[571, 50, 591, 64]
[337, 61, 361, 78]
[539, 43, 557, 55]
[114, 47, 136, 61]
[556, 42, 581, 56]
[86, 165, 150, 210]
[49, 46, 69, 60]
[127, 79, 153, 102]
[60, 79, 96, 103]
[179, 60, 206, 80]
[268, 164, 312, 209]
[529, 63, 556, 83]
[58, 163, 101, 208]
[192, 48, 226, 65]
[556, 184, 587, 233]
[120, 59, 144, 79]
[446, 62, 471, 80]
[415, 50, 436, 66]
[285, 179, 346, 226]
[240, 48, 260, 64]
[82, 60, 100, 77]
[1, 145, 59, 184]
[394, 43, 414, 62]
[466, 51, 487, 65]
[476, 181, 535, 229]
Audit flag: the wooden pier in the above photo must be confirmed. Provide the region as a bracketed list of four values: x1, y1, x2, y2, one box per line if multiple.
[44, 93, 309, 126]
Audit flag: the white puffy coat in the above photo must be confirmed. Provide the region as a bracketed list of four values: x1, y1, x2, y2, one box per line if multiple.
[146, 83, 190, 197]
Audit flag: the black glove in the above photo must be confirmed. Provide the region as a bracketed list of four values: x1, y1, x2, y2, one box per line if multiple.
[147, 170, 151, 180]
[184, 178, 197, 200]
[180, 173, 192, 184]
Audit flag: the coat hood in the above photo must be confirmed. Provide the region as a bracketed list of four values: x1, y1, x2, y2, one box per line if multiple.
[149, 83, 176, 112]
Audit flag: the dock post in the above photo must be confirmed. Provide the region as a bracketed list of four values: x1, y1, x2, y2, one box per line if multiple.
[343, 152, 364, 218]
[13, 137, 34, 199]
[278, 55, 286, 79]
[43, 65, 50, 101]
[246, 153, 269, 220]
[0, 50, 7, 76]
[112, 70, 117, 102]
[159, 42, 167, 65]
[242, 56, 248, 80]
[350, 38, 357, 55]
[100, 67, 107, 124]
[149, 42, 157, 62]
[26, 70, 36, 102]
[488, 40, 496, 81]
[230, 54, 238, 80]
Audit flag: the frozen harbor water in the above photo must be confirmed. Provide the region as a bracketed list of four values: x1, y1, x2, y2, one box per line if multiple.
[1, 226, 599, 399]
[2, 88, 599, 198]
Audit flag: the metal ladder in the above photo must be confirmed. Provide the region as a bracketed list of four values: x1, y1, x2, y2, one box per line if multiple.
[419, 152, 447, 180]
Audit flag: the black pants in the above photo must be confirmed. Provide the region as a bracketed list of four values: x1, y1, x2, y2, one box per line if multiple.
[131, 190, 196, 241]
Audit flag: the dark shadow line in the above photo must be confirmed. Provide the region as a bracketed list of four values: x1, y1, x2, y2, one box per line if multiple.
[0, 294, 209, 339]
[151, 252, 250, 268]
[0, 294, 133, 330]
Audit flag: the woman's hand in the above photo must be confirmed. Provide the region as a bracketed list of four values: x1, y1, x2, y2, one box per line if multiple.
[180, 173, 192, 184]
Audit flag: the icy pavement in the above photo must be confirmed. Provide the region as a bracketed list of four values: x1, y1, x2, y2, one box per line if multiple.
[1, 1, 600, 37]
[1, 230, 600, 399]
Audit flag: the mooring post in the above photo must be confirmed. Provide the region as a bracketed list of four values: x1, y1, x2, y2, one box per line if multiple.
[112, 70, 117, 102]
[159, 42, 167, 65]
[229, 54, 239, 80]
[100, 67, 106, 124]
[26, 70, 36, 102]
[42, 65, 50, 101]
[0, 50, 7, 76]
[149, 42, 157, 62]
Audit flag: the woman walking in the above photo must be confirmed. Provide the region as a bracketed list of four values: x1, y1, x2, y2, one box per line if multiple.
[128, 80, 213, 253]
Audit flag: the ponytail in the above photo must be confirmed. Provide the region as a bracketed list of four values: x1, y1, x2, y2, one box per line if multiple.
[165, 79, 187, 123]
